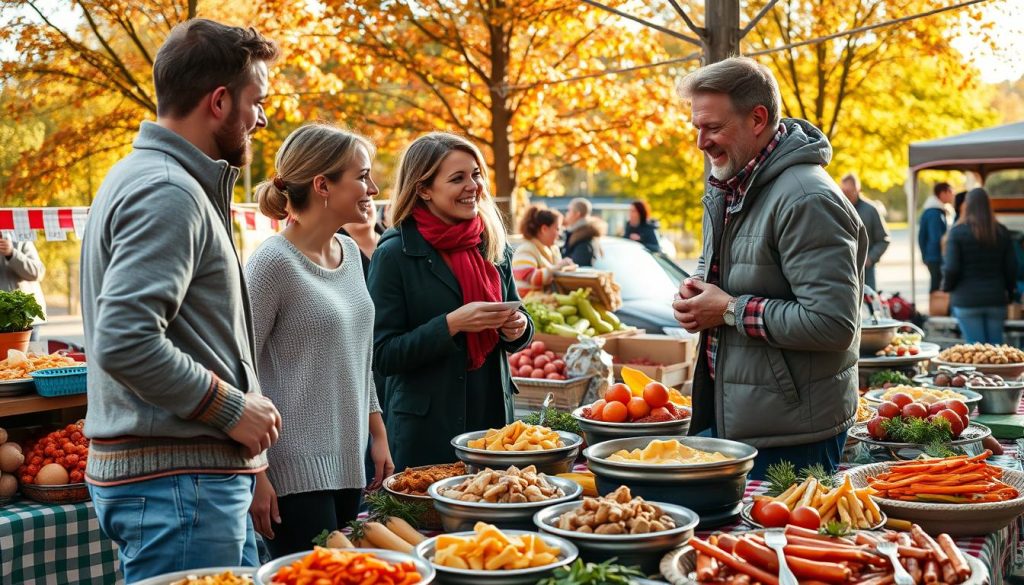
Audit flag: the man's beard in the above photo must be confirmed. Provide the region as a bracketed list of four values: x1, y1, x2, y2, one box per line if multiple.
[710, 159, 738, 181]
[214, 108, 250, 167]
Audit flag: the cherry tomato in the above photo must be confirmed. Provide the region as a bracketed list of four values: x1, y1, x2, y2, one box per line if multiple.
[605, 383, 632, 405]
[643, 382, 670, 408]
[753, 501, 790, 528]
[789, 506, 821, 530]
[602, 401, 629, 423]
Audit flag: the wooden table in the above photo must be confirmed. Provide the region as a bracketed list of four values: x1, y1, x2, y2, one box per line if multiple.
[0, 393, 87, 418]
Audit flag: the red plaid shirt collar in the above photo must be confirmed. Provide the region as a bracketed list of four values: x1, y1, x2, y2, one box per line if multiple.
[708, 123, 787, 213]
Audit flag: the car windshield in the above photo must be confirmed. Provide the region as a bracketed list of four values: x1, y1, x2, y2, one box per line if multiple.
[593, 242, 680, 302]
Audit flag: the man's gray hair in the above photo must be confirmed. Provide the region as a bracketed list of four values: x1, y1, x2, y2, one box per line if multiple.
[568, 197, 591, 217]
[677, 57, 782, 128]
[841, 172, 860, 190]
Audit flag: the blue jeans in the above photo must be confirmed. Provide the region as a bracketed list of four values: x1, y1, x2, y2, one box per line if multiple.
[953, 306, 1005, 344]
[697, 427, 847, 480]
[89, 474, 259, 584]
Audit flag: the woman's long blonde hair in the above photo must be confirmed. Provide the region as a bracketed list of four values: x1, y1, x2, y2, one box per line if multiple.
[389, 132, 507, 263]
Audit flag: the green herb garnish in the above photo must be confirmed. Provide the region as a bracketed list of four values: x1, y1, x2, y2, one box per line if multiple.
[363, 490, 430, 528]
[312, 529, 329, 547]
[537, 558, 644, 585]
[764, 460, 837, 497]
[519, 408, 581, 435]
[881, 416, 953, 444]
[868, 370, 912, 388]
[819, 520, 852, 538]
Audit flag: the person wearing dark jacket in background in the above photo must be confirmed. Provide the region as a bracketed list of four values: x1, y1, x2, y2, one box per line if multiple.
[942, 188, 1018, 344]
[624, 200, 662, 253]
[919, 182, 954, 292]
[367, 133, 533, 469]
[561, 197, 604, 266]
[953, 191, 967, 224]
[840, 173, 889, 290]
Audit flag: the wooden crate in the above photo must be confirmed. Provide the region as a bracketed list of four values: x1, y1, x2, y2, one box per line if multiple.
[605, 335, 695, 388]
[512, 375, 592, 412]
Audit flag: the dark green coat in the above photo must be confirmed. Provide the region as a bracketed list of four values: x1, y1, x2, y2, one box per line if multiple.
[367, 219, 533, 470]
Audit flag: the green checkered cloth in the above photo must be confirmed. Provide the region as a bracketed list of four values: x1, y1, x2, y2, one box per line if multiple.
[0, 498, 121, 584]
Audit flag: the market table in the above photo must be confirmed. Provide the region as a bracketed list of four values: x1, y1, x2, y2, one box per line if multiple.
[0, 498, 121, 585]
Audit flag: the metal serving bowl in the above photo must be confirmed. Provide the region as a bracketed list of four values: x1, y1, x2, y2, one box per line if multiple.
[135, 567, 254, 585]
[967, 381, 1024, 414]
[859, 318, 901, 355]
[584, 436, 756, 529]
[533, 500, 699, 573]
[451, 430, 582, 475]
[257, 549, 435, 584]
[414, 530, 577, 585]
[428, 474, 583, 533]
[571, 406, 691, 446]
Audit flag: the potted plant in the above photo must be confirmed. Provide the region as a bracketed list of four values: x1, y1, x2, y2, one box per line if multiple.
[0, 290, 45, 357]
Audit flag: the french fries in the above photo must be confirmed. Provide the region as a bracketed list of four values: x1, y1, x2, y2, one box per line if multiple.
[762, 475, 883, 529]
[467, 421, 563, 451]
[433, 522, 562, 570]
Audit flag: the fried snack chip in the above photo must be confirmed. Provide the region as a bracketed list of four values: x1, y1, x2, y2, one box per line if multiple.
[0, 350, 76, 381]
[390, 462, 466, 496]
[466, 421, 563, 452]
[433, 522, 561, 571]
[606, 439, 733, 465]
[170, 571, 253, 585]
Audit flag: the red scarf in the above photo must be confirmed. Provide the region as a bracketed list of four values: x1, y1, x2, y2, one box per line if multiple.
[412, 205, 502, 370]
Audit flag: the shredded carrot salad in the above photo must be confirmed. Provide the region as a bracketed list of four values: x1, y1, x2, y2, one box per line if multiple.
[271, 548, 422, 585]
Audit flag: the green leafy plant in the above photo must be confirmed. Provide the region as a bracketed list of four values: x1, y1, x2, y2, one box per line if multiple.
[819, 520, 852, 538]
[537, 558, 644, 585]
[363, 490, 429, 528]
[519, 408, 581, 435]
[0, 290, 44, 333]
[881, 416, 953, 444]
[764, 461, 838, 497]
[867, 370, 912, 388]
[312, 529, 330, 547]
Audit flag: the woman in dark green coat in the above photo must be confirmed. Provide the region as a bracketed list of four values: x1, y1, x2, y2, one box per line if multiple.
[367, 133, 534, 469]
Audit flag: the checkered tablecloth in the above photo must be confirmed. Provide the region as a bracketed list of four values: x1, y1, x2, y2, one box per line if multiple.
[0, 498, 121, 585]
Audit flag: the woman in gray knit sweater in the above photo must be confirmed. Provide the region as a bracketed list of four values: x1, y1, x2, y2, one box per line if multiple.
[245, 124, 394, 558]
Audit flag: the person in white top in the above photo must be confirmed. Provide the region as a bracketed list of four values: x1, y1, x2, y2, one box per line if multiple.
[246, 123, 394, 558]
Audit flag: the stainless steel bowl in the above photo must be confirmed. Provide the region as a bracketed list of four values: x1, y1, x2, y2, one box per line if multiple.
[571, 406, 690, 446]
[859, 318, 901, 354]
[428, 474, 583, 533]
[584, 436, 756, 529]
[257, 548, 435, 584]
[414, 530, 577, 585]
[968, 381, 1024, 414]
[135, 567, 254, 585]
[451, 430, 582, 475]
[533, 500, 699, 573]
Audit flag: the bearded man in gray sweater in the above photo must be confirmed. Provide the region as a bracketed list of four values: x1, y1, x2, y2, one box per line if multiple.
[80, 20, 282, 582]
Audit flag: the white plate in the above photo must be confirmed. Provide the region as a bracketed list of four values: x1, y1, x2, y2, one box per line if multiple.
[0, 378, 35, 396]
[863, 387, 982, 406]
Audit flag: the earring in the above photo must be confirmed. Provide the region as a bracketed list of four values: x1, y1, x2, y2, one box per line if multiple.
[324, 196, 328, 209]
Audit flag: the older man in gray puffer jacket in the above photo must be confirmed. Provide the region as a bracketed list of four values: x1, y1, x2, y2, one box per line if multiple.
[672, 57, 868, 480]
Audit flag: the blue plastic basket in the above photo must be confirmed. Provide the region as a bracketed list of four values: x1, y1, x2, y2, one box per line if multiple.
[30, 366, 87, 397]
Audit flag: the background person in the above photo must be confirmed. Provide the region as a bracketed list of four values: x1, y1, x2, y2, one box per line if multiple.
[840, 173, 889, 290]
[512, 205, 575, 298]
[623, 200, 662, 253]
[560, 196, 604, 266]
[953, 190, 967, 224]
[942, 188, 1018, 344]
[80, 19, 281, 581]
[672, 57, 865, 479]
[919, 182, 954, 293]
[367, 132, 533, 470]
[247, 123, 392, 558]
[0, 237, 47, 339]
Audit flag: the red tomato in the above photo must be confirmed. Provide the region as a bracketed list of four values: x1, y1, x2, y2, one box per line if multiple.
[605, 383, 632, 405]
[543, 363, 558, 375]
[643, 382, 670, 408]
[545, 373, 562, 380]
[935, 409, 966, 437]
[534, 355, 551, 369]
[530, 369, 546, 379]
[945, 399, 970, 419]
[517, 355, 532, 368]
[889, 393, 913, 409]
[876, 401, 900, 419]
[789, 506, 821, 530]
[754, 501, 790, 528]
[519, 365, 534, 377]
[530, 341, 547, 354]
[750, 499, 770, 522]
[901, 402, 928, 419]
[866, 415, 888, 440]
[552, 359, 566, 372]
[544, 351, 556, 359]
[649, 406, 670, 419]
[590, 400, 607, 420]
[602, 401, 629, 423]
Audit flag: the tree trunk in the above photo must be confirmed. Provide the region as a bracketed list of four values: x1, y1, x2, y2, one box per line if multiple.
[188, 0, 197, 19]
[488, 3, 515, 228]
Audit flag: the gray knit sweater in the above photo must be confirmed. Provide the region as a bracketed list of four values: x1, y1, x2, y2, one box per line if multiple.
[246, 234, 381, 496]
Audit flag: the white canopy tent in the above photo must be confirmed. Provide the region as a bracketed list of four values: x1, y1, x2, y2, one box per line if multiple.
[905, 121, 1024, 293]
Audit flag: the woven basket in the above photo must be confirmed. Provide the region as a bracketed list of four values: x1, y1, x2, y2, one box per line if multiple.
[512, 375, 591, 412]
[845, 462, 1024, 536]
[30, 366, 87, 397]
[21, 482, 90, 505]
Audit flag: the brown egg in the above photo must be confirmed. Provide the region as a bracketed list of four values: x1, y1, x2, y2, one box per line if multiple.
[0, 443, 24, 473]
[0, 473, 16, 497]
[35, 463, 70, 486]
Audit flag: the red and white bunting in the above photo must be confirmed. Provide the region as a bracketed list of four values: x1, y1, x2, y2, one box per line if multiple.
[0, 204, 280, 243]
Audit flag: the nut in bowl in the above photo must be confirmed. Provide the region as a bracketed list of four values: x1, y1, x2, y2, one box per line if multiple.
[934, 343, 1024, 378]
[451, 423, 582, 475]
[427, 466, 582, 532]
[414, 523, 577, 585]
[532, 486, 699, 573]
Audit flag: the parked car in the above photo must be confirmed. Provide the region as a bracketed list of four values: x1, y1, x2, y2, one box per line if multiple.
[511, 235, 691, 335]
